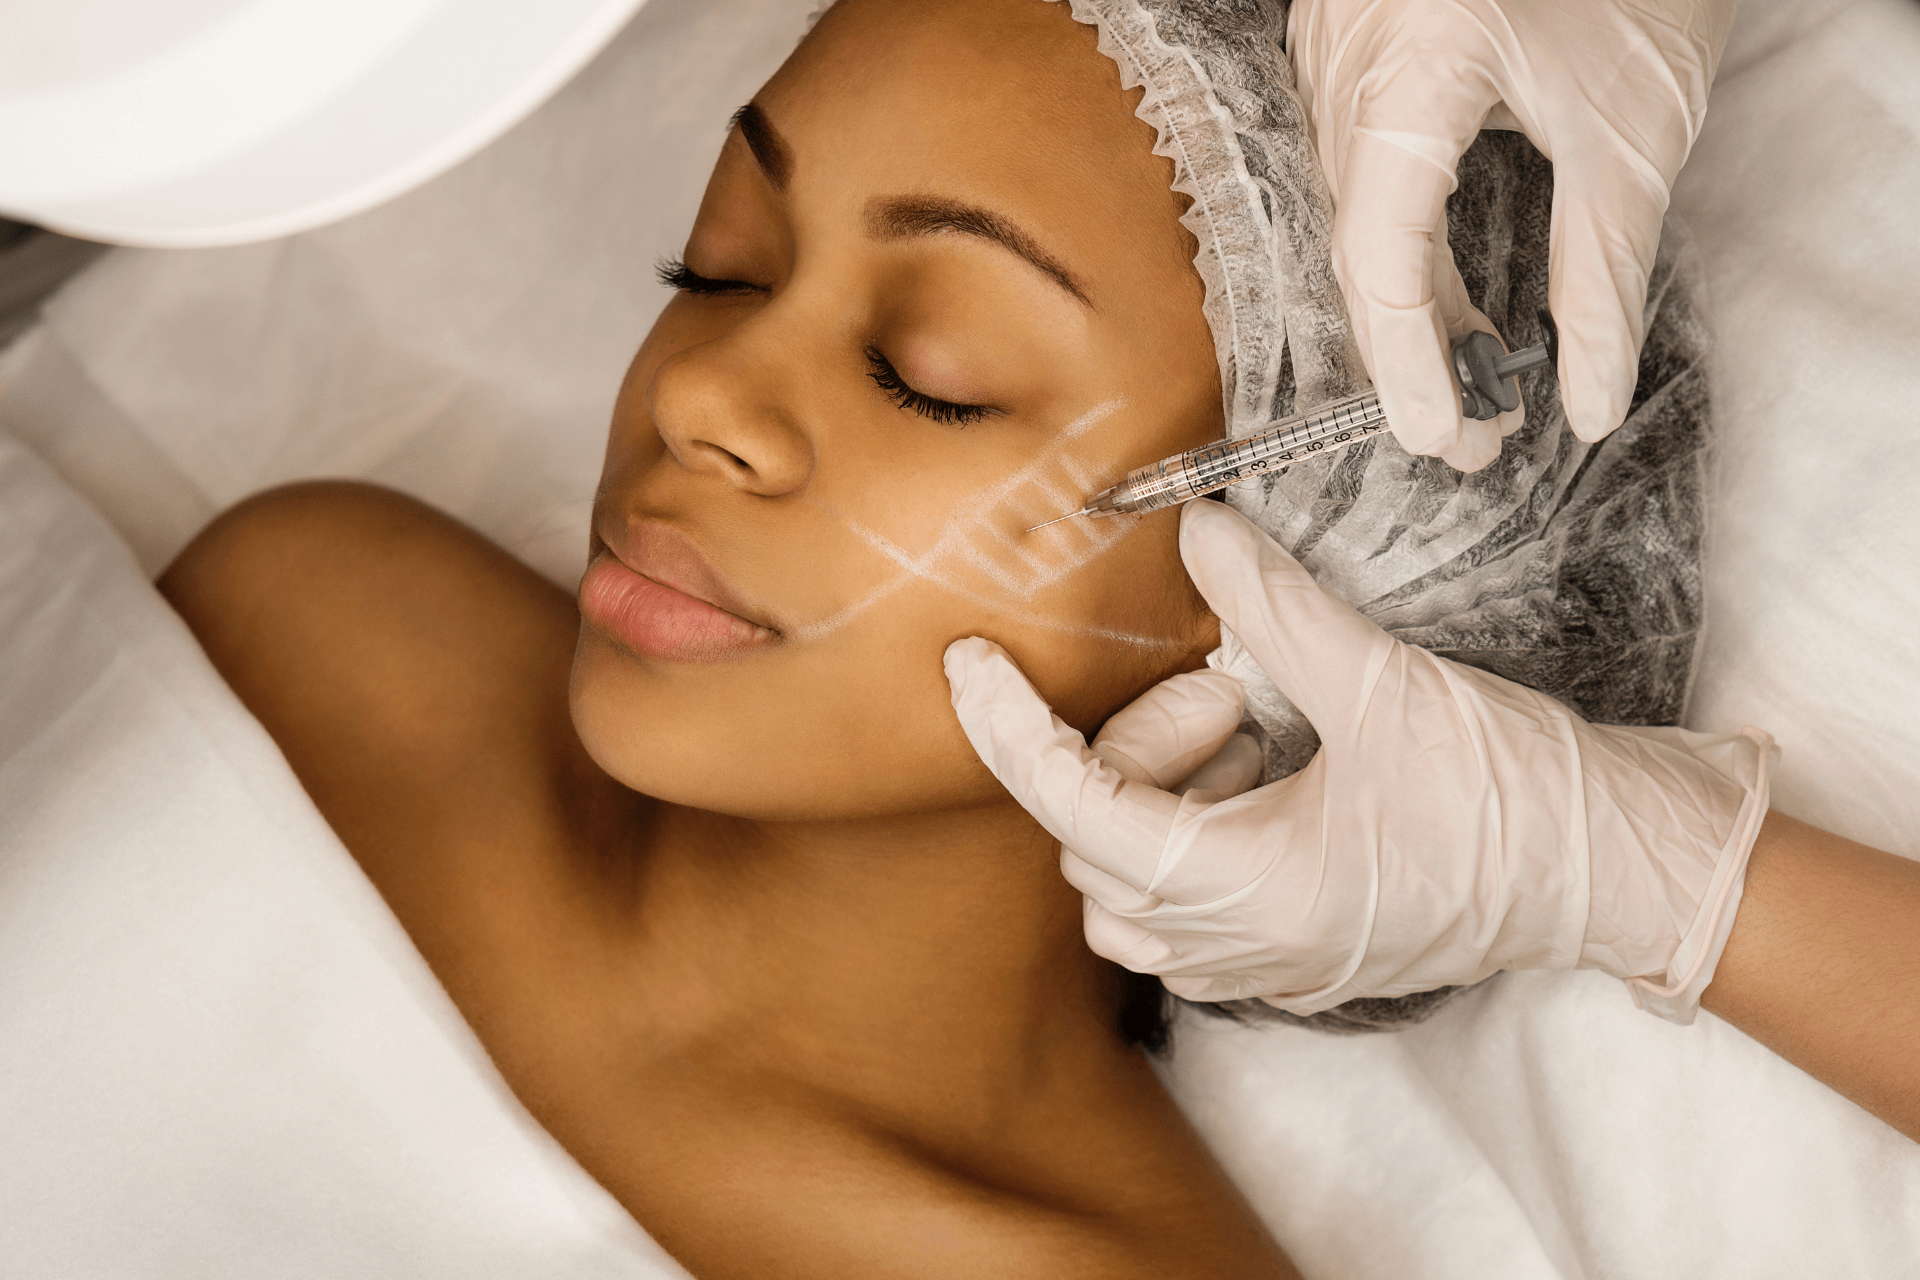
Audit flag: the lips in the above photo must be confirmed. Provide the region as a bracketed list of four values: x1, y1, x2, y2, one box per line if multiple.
[580, 521, 779, 663]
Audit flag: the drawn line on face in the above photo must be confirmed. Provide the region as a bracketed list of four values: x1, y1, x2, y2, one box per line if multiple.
[906, 397, 1131, 598]
[836, 515, 1179, 649]
[789, 397, 1184, 651]
[787, 569, 915, 642]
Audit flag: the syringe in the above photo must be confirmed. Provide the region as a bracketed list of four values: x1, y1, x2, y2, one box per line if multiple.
[1028, 316, 1556, 530]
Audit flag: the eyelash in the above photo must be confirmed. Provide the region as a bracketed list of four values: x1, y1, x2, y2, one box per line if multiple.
[864, 347, 992, 427]
[659, 258, 992, 427]
[655, 257, 763, 295]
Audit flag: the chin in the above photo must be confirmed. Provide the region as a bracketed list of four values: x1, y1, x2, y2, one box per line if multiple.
[567, 627, 991, 823]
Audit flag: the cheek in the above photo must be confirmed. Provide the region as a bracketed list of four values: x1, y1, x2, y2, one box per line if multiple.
[574, 382, 1211, 819]
[797, 399, 1168, 640]
[989, 515, 1213, 731]
[782, 434, 1209, 737]
[565, 529, 1206, 823]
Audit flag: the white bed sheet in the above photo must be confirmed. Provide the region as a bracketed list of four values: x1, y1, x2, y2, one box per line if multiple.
[0, 432, 687, 1278]
[2, 0, 1917, 1273]
[1670, 0, 1920, 858]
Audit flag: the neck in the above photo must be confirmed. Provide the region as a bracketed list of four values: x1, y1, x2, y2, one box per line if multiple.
[600, 795, 1128, 1107]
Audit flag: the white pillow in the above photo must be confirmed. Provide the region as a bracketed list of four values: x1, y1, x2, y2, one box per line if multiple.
[0, 430, 687, 1278]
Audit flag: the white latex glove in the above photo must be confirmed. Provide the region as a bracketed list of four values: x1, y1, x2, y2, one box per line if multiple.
[1289, 0, 1735, 470]
[945, 501, 1775, 1023]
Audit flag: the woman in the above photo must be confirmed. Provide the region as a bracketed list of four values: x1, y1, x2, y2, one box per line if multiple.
[160, 0, 1295, 1273]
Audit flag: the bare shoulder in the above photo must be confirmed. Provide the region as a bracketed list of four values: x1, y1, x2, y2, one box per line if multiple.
[158, 480, 605, 870]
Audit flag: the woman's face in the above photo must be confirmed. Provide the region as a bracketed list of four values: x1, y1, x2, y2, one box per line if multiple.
[572, 0, 1223, 822]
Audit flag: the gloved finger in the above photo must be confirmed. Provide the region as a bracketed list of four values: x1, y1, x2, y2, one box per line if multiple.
[944, 637, 1179, 893]
[1060, 847, 1161, 915]
[1433, 248, 1526, 446]
[1546, 160, 1669, 442]
[1205, 623, 1266, 688]
[1292, 1, 1497, 198]
[1178, 501, 1394, 739]
[1082, 899, 1180, 975]
[1162, 972, 1282, 1003]
[1173, 732, 1263, 800]
[1428, 233, 1504, 471]
[1331, 134, 1473, 461]
[1430, 230, 1513, 466]
[1439, 406, 1501, 473]
[1091, 668, 1245, 790]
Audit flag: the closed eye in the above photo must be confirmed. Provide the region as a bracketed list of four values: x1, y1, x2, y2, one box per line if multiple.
[656, 257, 766, 296]
[864, 347, 995, 427]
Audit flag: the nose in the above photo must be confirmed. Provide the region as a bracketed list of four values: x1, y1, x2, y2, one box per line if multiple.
[647, 333, 815, 498]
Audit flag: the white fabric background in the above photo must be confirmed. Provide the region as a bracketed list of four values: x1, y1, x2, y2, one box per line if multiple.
[0, 0, 825, 588]
[0, 431, 689, 1277]
[1674, 0, 1920, 857]
[1, 0, 1917, 1274]
[0, 0, 809, 1274]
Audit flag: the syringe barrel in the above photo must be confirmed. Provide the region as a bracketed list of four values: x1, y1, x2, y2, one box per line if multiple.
[1102, 389, 1390, 516]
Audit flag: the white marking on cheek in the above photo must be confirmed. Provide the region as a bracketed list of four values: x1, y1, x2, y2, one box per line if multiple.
[836, 514, 1176, 650]
[790, 397, 1184, 650]
[1059, 454, 1101, 491]
[982, 525, 1056, 597]
[1059, 400, 1122, 440]
[939, 401, 1139, 595]
[952, 543, 1027, 598]
[786, 569, 914, 643]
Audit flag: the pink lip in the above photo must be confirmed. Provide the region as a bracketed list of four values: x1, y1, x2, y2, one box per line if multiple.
[579, 523, 779, 663]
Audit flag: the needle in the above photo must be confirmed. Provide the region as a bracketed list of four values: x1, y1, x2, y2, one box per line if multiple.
[1026, 508, 1089, 532]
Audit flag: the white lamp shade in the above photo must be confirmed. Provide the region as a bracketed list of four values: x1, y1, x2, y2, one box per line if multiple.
[0, 0, 649, 247]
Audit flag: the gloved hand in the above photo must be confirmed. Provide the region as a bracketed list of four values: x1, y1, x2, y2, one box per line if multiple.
[945, 501, 1775, 1023]
[1289, 0, 1735, 470]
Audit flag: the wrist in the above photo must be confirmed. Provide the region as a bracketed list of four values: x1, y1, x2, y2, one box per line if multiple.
[1579, 725, 1778, 1021]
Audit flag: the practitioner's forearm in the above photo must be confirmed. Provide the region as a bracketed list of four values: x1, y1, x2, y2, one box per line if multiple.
[1701, 811, 1920, 1142]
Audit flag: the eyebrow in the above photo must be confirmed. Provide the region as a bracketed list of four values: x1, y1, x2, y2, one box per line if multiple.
[731, 101, 792, 190]
[867, 196, 1093, 309]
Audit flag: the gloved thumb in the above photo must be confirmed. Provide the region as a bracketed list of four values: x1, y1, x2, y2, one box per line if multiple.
[1546, 166, 1664, 442]
[944, 637, 1180, 893]
[1082, 899, 1180, 974]
[1178, 500, 1393, 737]
[1091, 668, 1245, 790]
[1174, 732, 1263, 801]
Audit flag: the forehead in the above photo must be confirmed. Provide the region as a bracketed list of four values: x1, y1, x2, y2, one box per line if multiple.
[768, 0, 1115, 124]
[754, 0, 1189, 278]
